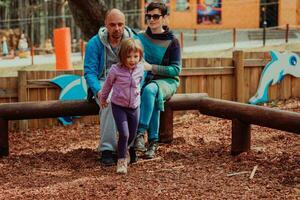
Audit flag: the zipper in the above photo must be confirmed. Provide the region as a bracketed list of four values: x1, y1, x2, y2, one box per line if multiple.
[128, 69, 133, 107]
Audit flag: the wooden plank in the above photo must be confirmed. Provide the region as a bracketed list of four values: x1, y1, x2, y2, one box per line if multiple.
[206, 75, 215, 98]
[244, 52, 265, 59]
[191, 76, 199, 93]
[249, 67, 261, 100]
[17, 70, 28, 130]
[180, 67, 234, 76]
[291, 77, 300, 97]
[280, 75, 292, 100]
[0, 89, 18, 98]
[6, 77, 18, 130]
[221, 75, 234, 101]
[177, 76, 186, 94]
[221, 58, 233, 66]
[47, 71, 60, 127]
[27, 71, 39, 129]
[244, 68, 251, 102]
[37, 71, 48, 129]
[198, 76, 207, 94]
[213, 75, 222, 99]
[185, 76, 193, 93]
[269, 84, 278, 102]
[244, 59, 270, 67]
[233, 50, 245, 103]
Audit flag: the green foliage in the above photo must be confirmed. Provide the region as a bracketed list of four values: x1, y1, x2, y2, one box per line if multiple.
[0, 0, 9, 7]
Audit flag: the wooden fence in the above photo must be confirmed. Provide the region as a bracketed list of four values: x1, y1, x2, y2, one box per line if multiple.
[0, 50, 300, 130]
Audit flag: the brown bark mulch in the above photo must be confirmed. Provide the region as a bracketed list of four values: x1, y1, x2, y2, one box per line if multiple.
[0, 99, 299, 199]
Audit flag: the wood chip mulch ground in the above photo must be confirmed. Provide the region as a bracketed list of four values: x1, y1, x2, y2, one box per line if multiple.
[0, 99, 299, 199]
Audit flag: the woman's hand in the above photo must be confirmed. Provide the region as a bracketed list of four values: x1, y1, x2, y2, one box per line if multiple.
[144, 62, 153, 71]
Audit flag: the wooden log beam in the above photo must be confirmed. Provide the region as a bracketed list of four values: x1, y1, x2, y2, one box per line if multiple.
[231, 119, 251, 155]
[0, 118, 9, 157]
[160, 93, 209, 142]
[0, 100, 99, 120]
[168, 96, 300, 134]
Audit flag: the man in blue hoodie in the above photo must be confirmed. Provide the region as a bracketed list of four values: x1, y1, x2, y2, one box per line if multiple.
[84, 9, 136, 166]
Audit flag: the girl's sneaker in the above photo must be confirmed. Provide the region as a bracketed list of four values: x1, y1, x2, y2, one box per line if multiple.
[116, 159, 128, 174]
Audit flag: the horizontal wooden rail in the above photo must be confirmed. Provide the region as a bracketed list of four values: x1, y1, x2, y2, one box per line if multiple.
[0, 100, 99, 120]
[160, 94, 300, 155]
[0, 100, 99, 157]
[244, 59, 270, 67]
[180, 67, 234, 76]
[167, 95, 300, 134]
[1, 93, 300, 158]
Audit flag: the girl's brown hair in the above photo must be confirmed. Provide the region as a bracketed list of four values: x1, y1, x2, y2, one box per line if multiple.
[119, 38, 143, 66]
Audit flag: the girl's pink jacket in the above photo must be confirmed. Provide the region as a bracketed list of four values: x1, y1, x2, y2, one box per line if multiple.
[100, 62, 144, 109]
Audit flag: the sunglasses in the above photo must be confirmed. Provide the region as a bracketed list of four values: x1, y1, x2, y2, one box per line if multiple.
[145, 14, 163, 20]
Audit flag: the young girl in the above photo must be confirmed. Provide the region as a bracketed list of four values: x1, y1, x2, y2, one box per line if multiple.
[100, 38, 144, 174]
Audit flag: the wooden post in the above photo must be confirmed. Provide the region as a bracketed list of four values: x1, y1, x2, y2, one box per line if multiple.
[233, 28, 236, 48]
[0, 118, 9, 157]
[17, 70, 28, 130]
[285, 24, 289, 43]
[233, 50, 245, 103]
[193, 29, 197, 41]
[180, 32, 184, 51]
[159, 104, 173, 143]
[263, 26, 266, 46]
[231, 119, 251, 155]
[31, 45, 34, 65]
[80, 39, 85, 60]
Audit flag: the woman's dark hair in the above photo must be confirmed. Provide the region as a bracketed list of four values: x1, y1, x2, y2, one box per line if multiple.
[146, 2, 168, 16]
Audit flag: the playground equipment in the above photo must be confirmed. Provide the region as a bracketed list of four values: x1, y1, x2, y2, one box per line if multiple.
[50, 74, 88, 125]
[249, 51, 300, 105]
[0, 93, 299, 158]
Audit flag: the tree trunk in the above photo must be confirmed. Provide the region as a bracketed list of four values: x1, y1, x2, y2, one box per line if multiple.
[56, 0, 66, 28]
[67, 0, 107, 40]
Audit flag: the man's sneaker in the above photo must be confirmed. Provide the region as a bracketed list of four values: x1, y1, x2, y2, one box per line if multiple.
[134, 134, 147, 152]
[144, 141, 158, 159]
[129, 147, 138, 164]
[116, 159, 128, 174]
[101, 150, 116, 166]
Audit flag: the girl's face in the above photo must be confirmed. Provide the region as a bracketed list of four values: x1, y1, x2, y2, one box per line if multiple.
[125, 51, 140, 69]
[145, 9, 164, 32]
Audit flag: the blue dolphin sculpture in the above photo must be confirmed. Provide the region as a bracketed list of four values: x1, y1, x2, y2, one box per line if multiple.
[50, 74, 88, 125]
[249, 50, 300, 105]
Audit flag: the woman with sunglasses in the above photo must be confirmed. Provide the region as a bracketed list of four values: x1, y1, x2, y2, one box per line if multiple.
[134, 2, 182, 159]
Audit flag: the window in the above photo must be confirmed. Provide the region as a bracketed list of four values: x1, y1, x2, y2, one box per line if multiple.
[176, 0, 190, 11]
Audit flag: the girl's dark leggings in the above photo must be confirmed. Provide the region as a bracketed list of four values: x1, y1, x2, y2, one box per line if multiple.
[111, 103, 139, 159]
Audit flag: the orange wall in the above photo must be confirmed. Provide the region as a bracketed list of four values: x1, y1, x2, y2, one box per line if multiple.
[141, 0, 260, 29]
[279, 0, 298, 26]
[140, 0, 298, 29]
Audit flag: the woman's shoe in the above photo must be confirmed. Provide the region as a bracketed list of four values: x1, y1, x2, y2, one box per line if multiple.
[134, 134, 147, 152]
[144, 141, 158, 159]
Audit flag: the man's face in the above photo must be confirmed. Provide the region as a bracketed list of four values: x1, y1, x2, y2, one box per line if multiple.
[105, 11, 125, 41]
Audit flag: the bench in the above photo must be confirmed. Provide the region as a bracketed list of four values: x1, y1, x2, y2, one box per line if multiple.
[1, 93, 300, 157]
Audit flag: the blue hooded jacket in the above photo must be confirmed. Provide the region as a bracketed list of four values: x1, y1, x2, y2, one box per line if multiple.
[84, 26, 136, 96]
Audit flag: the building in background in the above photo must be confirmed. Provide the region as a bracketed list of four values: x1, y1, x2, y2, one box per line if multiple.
[141, 0, 300, 29]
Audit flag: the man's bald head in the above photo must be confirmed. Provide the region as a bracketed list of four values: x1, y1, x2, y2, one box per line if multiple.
[105, 9, 125, 21]
[105, 9, 126, 43]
